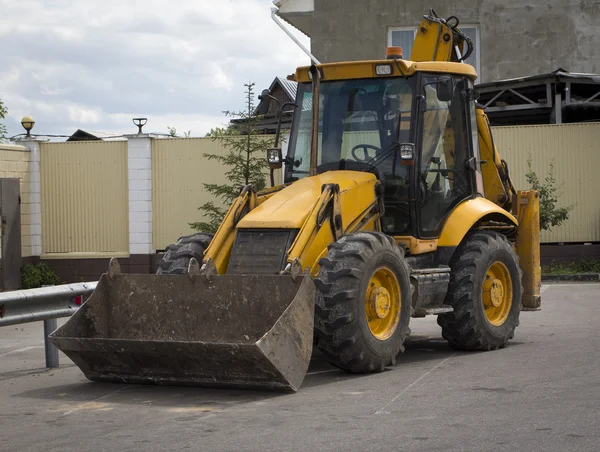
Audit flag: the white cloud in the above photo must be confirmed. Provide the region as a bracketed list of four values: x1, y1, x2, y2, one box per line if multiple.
[211, 62, 234, 92]
[67, 105, 101, 124]
[0, 0, 310, 138]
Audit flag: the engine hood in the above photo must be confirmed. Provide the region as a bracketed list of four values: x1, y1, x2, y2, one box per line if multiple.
[238, 171, 377, 229]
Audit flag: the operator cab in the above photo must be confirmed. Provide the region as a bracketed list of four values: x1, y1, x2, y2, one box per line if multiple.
[281, 57, 484, 240]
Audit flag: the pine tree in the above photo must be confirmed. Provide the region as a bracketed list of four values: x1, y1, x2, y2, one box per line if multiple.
[190, 82, 273, 233]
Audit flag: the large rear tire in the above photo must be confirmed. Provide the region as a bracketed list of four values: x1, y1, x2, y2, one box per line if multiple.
[437, 230, 522, 350]
[157, 233, 214, 275]
[314, 232, 412, 373]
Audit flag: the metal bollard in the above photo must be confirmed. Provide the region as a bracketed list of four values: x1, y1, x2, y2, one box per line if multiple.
[43, 318, 59, 368]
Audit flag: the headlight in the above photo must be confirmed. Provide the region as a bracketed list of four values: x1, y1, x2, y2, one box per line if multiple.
[375, 64, 393, 76]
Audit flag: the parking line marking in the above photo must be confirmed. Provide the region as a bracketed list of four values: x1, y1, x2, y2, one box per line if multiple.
[307, 369, 339, 375]
[374, 354, 455, 416]
[540, 285, 550, 294]
[547, 283, 600, 287]
[0, 346, 43, 357]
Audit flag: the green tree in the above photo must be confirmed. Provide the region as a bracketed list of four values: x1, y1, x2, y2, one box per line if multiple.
[0, 98, 8, 142]
[167, 126, 191, 138]
[205, 126, 237, 137]
[525, 156, 575, 231]
[190, 82, 273, 233]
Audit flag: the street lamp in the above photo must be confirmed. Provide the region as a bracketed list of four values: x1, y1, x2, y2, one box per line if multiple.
[132, 118, 148, 134]
[21, 116, 35, 137]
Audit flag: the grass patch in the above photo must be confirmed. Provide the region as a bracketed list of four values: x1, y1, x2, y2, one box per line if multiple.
[542, 258, 600, 275]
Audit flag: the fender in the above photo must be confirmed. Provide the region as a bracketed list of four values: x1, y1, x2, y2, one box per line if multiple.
[438, 197, 518, 248]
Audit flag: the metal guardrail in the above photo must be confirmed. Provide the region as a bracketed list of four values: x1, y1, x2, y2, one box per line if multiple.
[0, 282, 97, 368]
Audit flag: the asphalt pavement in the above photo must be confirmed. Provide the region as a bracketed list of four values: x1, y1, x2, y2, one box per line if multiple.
[1, 283, 599, 452]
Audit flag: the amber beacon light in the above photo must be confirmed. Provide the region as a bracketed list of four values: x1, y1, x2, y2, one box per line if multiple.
[386, 46, 403, 59]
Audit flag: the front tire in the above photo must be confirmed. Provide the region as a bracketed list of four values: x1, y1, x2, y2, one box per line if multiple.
[437, 230, 523, 350]
[314, 232, 412, 373]
[157, 233, 214, 275]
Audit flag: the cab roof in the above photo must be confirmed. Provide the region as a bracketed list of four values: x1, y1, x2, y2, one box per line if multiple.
[293, 59, 478, 83]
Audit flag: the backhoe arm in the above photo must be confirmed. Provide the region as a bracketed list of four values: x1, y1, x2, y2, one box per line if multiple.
[477, 107, 517, 210]
[410, 10, 473, 63]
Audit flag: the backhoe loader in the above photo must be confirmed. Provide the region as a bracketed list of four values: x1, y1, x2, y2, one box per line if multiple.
[51, 11, 541, 392]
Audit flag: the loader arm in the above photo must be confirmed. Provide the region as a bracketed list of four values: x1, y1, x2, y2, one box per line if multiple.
[202, 184, 258, 274]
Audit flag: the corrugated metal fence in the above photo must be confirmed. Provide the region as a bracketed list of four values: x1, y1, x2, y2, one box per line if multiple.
[32, 123, 600, 256]
[493, 123, 600, 243]
[152, 138, 230, 250]
[40, 141, 129, 256]
[152, 137, 281, 250]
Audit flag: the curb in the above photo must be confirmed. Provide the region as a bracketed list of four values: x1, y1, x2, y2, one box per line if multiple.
[542, 273, 600, 282]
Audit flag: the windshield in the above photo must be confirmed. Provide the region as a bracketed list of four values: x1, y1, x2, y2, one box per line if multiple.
[285, 77, 415, 183]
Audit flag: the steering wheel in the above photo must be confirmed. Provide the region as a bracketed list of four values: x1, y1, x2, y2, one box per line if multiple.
[351, 144, 382, 163]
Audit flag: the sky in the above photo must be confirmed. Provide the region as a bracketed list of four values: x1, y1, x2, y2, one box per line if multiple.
[0, 0, 311, 139]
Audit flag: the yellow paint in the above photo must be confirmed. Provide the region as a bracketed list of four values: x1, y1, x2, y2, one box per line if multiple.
[40, 141, 128, 255]
[286, 173, 378, 273]
[482, 261, 513, 326]
[203, 191, 249, 274]
[287, 185, 335, 267]
[294, 60, 477, 83]
[410, 17, 456, 63]
[477, 108, 516, 207]
[394, 236, 438, 255]
[514, 190, 542, 310]
[345, 202, 379, 234]
[205, 171, 380, 275]
[438, 198, 518, 247]
[238, 171, 377, 229]
[366, 267, 401, 340]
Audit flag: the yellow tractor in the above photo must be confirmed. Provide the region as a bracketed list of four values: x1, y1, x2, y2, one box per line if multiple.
[51, 12, 541, 392]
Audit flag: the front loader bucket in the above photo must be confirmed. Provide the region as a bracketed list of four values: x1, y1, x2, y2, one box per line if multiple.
[50, 272, 315, 392]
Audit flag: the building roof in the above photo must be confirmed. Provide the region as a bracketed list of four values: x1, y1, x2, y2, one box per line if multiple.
[67, 129, 126, 142]
[477, 69, 600, 126]
[273, 0, 313, 37]
[477, 68, 600, 88]
[276, 76, 298, 101]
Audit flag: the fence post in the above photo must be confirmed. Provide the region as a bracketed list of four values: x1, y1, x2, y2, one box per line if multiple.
[41, 284, 59, 368]
[43, 318, 59, 368]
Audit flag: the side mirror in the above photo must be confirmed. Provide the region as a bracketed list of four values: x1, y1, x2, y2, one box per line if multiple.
[267, 148, 283, 170]
[436, 75, 454, 102]
[399, 143, 415, 166]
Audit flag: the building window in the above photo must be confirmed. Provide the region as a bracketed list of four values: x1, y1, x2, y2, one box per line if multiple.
[388, 26, 480, 77]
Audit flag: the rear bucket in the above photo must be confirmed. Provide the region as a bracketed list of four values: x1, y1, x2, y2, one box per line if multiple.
[50, 272, 315, 392]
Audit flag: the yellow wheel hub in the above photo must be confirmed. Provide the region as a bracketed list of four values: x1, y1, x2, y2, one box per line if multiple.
[366, 267, 401, 340]
[482, 261, 513, 326]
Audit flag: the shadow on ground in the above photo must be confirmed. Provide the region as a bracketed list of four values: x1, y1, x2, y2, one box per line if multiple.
[13, 335, 522, 405]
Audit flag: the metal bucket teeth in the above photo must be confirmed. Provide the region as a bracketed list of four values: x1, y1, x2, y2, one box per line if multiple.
[50, 273, 315, 392]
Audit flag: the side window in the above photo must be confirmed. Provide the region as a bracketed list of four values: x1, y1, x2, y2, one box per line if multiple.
[467, 80, 485, 196]
[419, 76, 472, 235]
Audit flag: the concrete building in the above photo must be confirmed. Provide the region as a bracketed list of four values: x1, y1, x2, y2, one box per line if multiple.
[274, 0, 600, 83]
